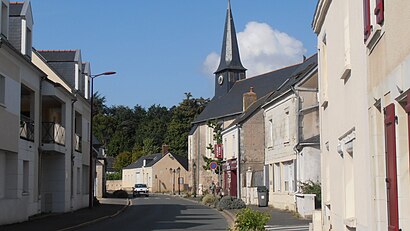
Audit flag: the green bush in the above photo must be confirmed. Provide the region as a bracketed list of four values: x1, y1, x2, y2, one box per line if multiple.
[202, 194, 218, 207]
[300, 180, 321, 209]
[234, 207, 270, 231]
[113, 190, 129, 198]
[106, 172, 122, 180]
[217, 196, 246, 210]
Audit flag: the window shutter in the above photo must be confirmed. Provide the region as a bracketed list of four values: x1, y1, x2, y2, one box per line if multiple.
[374, 0, 385, 25]
[363, 0, 372, 42]
[384, 104, 399, 231]
[406, 93, 410, 179]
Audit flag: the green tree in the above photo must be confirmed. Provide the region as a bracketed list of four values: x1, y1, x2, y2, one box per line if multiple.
[165, 93, 209, 156]
[203, 120, 223, 173]
[113, 151, 133, 172]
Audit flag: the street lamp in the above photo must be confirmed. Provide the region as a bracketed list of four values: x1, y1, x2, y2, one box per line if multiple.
[170, 168, 176, 194]
[89, 71, 116, 208]
[193, 162, 197, 198]
[176, 167, 181, 195]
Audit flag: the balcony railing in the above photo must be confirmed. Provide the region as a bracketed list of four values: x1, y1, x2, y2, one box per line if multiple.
[42, 122, 66, 145]
[20, 116, 35, 141]
[74, 133, 82, 152]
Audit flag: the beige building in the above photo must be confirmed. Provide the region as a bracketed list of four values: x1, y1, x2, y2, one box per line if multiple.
[313, 0, 410, 230]
[263, 55, 320, 213]
[123, 151, 188, 194]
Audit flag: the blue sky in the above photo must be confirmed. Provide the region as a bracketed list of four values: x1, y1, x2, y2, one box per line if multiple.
[31, 0, 318, 108]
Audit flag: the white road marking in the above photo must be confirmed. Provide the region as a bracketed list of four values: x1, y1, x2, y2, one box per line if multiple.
[264, 225, 309, 231]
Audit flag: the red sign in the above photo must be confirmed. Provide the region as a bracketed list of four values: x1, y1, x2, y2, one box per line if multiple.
[214, 144, 223, 159]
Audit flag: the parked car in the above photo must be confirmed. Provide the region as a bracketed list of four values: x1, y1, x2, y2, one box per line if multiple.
[133, 184, 149, 197]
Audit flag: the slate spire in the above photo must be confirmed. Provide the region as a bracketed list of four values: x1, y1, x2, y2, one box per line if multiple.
[215, 0, 246, 74]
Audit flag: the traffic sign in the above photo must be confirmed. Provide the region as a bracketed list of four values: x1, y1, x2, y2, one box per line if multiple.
[209, 161, 218, 170]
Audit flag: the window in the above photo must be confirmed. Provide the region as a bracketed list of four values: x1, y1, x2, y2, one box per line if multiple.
[25, 27, 32, 56]
[269, 119, 273, 147]
[82, 165, 89, 194]
[363, 0, 371, 41]
[0, 74, 5, 105]
[374, 0, 384, 25]
[0, 151, 5, 198]
[77, 167, 81, 194]
[232, 134, 235, 157]
[23, 160, 29, 194]
[363, 0, 384, 42]
[284, 111, 290, 143]
[274, 163, 281, 192]
[1, 2, 7, 37]
[283, 161, 294, 192]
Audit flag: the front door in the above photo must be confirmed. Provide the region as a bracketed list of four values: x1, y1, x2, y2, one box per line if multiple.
[230, 170, 237, 197]
[384, 104, 399, 231]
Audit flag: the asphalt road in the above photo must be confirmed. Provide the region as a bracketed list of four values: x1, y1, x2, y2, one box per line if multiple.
[78, 194, 228, 231]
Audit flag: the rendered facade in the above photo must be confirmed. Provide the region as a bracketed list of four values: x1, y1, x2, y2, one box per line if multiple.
[313, 0, 410, 230]
[0, 0, 93, 225]
[123, 151, 188, 194]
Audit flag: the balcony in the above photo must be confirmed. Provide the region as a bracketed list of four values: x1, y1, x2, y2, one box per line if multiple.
[74, 133, 82, 153]
[20, 116, 35, 142]
[42, 122, 66, 145]
[41, 122, 66, 154]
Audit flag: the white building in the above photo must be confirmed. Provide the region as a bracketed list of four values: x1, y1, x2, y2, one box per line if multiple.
[0, 0, 92, 225]
[0, 0, 46, 224]
[313, 0, 410, 230]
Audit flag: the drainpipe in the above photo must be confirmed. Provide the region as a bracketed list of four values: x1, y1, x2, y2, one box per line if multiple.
[237, 125, 241, 200]
[291, 86, 300, 193]
[37, 76, 46, 212]
[70, 93, 77, 210]
[197, 125, 200, 196]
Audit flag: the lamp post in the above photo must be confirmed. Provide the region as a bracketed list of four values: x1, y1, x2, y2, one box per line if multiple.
[89, 71, 116, 208]
[176, 167, 181, 195]
[170, 168, 176, 194]
[193, 162, 196, 197]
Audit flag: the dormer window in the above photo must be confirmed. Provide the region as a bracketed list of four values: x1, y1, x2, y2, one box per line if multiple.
[1, 2, 8, 37]
[25, 27, 31, 56]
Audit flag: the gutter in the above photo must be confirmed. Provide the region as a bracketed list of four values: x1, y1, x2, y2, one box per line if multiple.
[70, 93, 78, 210]
[291, 86, 301, 194]
[38, 76, 46, 211]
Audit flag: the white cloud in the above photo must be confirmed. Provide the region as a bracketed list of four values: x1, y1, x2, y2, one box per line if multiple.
[202, 52, 220, 75]
[202, 21, 307, 77]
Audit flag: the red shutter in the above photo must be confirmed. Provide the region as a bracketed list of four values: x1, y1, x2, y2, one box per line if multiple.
[384, 104, 399, 231]
[374, 0, 385, 25]
[363, 0, 372, 41]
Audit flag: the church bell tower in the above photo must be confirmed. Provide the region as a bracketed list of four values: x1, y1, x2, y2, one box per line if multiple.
[214, 0, 247, 99]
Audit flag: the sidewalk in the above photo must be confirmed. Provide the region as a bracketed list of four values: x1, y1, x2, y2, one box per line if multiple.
[179, 195, 309, 229]
[247, 205, 311, 227]
[0, 199, 129, 231]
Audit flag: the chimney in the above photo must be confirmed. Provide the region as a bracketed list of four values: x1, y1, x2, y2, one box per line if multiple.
[243, 87, 257, 111]
[162, 144, 169, 156]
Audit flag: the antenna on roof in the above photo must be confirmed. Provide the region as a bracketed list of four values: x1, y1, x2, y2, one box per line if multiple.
[303, 55, 306, 62]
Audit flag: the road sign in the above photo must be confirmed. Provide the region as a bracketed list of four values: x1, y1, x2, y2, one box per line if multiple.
[209, 161, 218, 170]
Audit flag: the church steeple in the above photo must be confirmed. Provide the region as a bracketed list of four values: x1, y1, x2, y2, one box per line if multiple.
[214, 0, 246, 99]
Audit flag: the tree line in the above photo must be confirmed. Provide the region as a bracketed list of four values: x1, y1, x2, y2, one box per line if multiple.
[93, 92, 209, 172]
